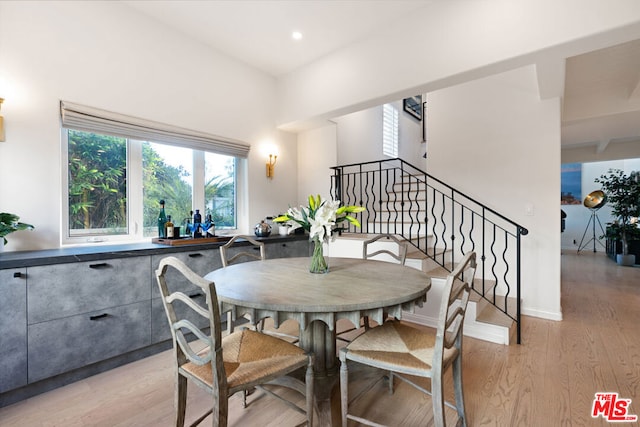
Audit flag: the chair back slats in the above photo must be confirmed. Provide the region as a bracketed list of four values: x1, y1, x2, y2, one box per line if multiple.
[174, 327, 213, 366]
[167, 292, 210, 319]
[437, 252, 476, 352]
[173, 318, 213, 345]
[220, 235, 266, 267]
[156, 256, 224, 366]
[362, 234, 408, 265]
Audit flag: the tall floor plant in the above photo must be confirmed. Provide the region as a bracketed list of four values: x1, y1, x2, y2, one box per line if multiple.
[595, 169, 640, 263]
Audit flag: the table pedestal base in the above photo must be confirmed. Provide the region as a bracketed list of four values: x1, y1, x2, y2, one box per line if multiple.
[300, 320, 339, 426]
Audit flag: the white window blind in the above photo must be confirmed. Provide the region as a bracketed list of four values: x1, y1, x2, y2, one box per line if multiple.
[60, 101, 250, 158]
[382, 104, 398, 157]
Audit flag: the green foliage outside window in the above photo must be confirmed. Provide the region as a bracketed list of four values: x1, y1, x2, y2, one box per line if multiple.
[68, 130, 236, 239]
[68, 130, 127, 234]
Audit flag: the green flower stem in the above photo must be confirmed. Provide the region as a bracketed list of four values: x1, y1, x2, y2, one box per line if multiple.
[310, 236, 328, 274]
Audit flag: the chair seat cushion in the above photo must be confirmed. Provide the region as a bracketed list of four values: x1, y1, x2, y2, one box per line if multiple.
[345, 321, 458, 376]
[182, 329, 308, 389]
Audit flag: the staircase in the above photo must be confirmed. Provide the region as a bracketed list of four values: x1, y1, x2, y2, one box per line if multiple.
[329, 158, 528, 344]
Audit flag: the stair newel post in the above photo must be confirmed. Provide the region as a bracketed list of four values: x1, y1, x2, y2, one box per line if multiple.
[516, 226, 527, 345]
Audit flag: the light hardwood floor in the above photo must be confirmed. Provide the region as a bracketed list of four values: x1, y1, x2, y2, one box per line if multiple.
[1, 252, 638, 426]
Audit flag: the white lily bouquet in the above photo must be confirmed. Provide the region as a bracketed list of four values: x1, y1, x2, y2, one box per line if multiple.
[275, 195, 365, 273]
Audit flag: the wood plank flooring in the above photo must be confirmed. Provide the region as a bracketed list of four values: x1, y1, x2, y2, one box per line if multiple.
[0, 252, 638, 426]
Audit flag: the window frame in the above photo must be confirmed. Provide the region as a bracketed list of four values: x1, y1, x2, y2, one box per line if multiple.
[61, 128, 243, 245]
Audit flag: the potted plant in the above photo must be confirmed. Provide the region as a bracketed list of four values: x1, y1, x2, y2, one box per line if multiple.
[595, 169, 640, 266]
[0, 212, 35, 249]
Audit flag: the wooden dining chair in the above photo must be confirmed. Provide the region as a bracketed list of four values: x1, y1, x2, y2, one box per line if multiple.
[219, 235, 299, 343]
[219, 234, 265, 267]
[339, 251, 476, 427]
[337, 234, 409, 342]
[362, 233, 408, 265]
[156, 256, 314, 427]
[219, 235, 265, 334]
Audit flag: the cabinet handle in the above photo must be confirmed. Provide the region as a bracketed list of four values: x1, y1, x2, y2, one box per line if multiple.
[89, 263, 109, 269]
[13, 272, 23, 278]
[188, 253, 203, 258]
[89, 313, 109, 321]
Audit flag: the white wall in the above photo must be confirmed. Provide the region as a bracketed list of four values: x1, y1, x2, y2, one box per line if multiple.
[332, 100, 425, 167]
[297, 124, 337, 206]
[428, 65, 562, 321]
[277, 0, 640, 131]
[0, 1, 297, 250]
[562, 159, 640, 251]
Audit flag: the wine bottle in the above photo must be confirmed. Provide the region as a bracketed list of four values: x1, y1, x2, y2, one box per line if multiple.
[157, 200, 167, 238]
[165, 215, 174, 239]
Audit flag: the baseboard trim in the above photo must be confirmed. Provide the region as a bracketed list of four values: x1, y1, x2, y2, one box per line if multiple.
[403, 311, 512, 345]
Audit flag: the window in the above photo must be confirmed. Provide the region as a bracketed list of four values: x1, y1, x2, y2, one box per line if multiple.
[141, 142, 195, 237]
[382, 103, 398, 158]
[61, 102, 247, 244]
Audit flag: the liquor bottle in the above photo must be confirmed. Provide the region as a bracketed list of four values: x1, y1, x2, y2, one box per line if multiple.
[206, 214, 215, 236]
[193, 209, 202, 238]
[157, 200, 167, 238]
[165, 215, 174, 239]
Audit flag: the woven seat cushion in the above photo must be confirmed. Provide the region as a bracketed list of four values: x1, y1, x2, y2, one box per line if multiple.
[345, 321, 458, 376]
[182, 329, 307, 389]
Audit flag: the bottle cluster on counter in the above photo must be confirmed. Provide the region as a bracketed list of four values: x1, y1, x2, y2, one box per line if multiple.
[157, 201, 215, 239]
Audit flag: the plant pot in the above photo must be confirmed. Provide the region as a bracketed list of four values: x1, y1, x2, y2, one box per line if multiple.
[616, 254, 636, 266]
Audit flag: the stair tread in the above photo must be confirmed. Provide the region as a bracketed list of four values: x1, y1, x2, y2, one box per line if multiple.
[476, 302, 516, 329]
[424, 265, 450, 278]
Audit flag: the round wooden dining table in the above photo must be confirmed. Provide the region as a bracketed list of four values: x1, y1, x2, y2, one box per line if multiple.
[204, 256, 431, 426]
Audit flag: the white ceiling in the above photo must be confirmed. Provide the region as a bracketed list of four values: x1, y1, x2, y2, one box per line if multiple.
[122, 1, 640, 155]
[122, 0, 431, 77]
[562, 39, 640, 153]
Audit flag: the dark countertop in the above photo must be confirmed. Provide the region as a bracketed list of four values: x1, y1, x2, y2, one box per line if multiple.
[0, 234, 307, 269]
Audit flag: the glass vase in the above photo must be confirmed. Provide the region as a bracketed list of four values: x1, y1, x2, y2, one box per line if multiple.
[310, 236, 329, 274]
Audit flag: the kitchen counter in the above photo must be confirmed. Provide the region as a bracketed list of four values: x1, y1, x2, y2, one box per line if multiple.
[0, 233, 307, 269]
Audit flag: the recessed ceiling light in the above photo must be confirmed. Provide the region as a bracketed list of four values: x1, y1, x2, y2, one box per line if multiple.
[292, 31, 303, 41]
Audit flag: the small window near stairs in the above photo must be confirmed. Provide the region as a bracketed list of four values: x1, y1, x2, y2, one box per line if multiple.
[383, 103, 398, 157]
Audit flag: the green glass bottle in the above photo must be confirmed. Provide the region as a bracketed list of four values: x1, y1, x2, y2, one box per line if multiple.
[157, 199, 167, 238]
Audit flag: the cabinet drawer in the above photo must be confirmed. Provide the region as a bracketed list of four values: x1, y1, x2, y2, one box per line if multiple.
[266, 240, 310, 259]
[0, 268, 27, 393]
[27, 301, 151, 383]
[151, 250, 220, 299]
[28, 257, 151, 324]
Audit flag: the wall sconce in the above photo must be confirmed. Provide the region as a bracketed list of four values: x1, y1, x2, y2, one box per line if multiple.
[0, 98, 4, 142]
[266, 154, 277, 178]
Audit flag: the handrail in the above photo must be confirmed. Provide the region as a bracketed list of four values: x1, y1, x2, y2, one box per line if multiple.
[330, 158, 528, 344]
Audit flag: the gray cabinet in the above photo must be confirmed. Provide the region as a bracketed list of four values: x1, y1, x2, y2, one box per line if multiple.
[266, 238, 310, 259]
[26, 256, 152, 382]
[0, 268, 27, 393]
[28, 257, 151, 324]
[0, 234, 309, 405]
[28, 301, 151, 383]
